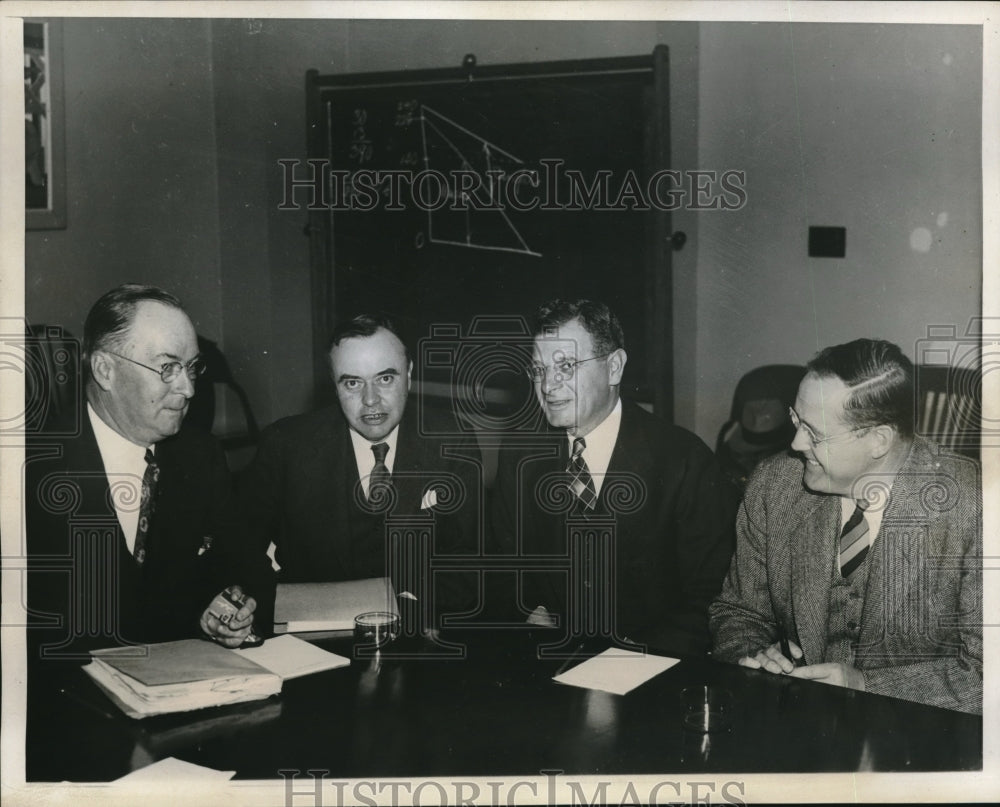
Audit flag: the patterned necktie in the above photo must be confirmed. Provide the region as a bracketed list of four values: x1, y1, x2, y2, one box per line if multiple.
[567, 436, 597, 510]
[839, 499, 870, 578]
[134, 448, 159, 566]
[369, 442, 391, 501]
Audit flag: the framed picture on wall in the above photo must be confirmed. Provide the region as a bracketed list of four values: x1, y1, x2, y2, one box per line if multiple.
[25, 19, 66, 230]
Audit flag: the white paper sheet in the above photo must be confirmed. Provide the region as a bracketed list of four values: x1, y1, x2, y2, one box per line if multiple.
[552, 648, 680, 695]
[114, 756, 235, 783]
[233, 634, 349, 679]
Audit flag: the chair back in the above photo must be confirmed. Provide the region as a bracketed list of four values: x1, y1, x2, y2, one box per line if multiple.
[914, 364, 980, 458]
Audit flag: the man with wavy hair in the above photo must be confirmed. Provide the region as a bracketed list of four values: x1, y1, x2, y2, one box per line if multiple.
[710, 339, 982, 714]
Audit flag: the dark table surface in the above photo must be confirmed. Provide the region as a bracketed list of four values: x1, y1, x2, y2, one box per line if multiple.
[25, 627, 981, 781]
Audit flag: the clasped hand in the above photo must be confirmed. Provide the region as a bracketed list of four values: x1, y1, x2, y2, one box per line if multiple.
[199, 585, 258, 648]
[738, 639, 865, 691]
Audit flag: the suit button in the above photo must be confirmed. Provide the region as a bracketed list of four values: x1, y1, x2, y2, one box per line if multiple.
[847, 621, 858, 631]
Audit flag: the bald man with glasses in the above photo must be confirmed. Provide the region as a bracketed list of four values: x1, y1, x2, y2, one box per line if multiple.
[709, 339, 982, 714]
[26, 284, 272, 657]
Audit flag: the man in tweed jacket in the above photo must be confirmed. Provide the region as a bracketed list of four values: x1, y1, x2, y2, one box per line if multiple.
[709, 339, 981, 714]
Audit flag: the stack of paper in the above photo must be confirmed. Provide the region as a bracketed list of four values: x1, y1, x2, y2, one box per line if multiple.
[83, 635, 349, 719]
[274, 576, 398, 632]
[84, 640, 282, 719]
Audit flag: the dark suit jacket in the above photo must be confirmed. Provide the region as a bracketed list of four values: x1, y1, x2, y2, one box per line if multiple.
[709, 437, 982, 714]
[237, 405, 482, 621]
[25, 409, 272, 657]
[492, 400, 739, 655]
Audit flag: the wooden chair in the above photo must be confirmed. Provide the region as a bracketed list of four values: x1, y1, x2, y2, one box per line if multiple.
[914, 364, 981, 459]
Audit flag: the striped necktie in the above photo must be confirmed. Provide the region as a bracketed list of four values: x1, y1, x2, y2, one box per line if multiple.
[134, 448, 159, 566]
[839, 499, 870, 578]
[567, 437, 597, 510]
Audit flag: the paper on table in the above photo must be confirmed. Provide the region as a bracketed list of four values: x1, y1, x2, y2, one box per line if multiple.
[553, 648, 680, 695]
[233, 634, 349, 680]
[114, 756, 235, 783]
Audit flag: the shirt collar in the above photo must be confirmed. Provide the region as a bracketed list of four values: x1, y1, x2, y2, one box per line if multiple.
[87, 402, 151, 468]
[349, 424, 400, 472]
[566, 398, 622, 483]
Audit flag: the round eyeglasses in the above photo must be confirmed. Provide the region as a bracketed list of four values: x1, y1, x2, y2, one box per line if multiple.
[107, 351, 206, 383]
[788, 407, 865, 446]
[526, 353, 610, 383]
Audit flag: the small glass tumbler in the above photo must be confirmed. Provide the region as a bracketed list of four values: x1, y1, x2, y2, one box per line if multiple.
[680, 685, 733, 733]
[353, 611, 400, 649]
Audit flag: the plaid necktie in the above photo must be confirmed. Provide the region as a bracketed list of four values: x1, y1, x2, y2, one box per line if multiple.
[369, 442, 392, 501]
[567, 436, 597, 510]
[839, 499, 870, 578]
[134, 448, 159, 566]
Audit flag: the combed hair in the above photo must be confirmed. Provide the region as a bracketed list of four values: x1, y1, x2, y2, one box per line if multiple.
[807, 339, 914, 437]
[328, 313, 410, 363]
[533, 299, 625, 356]
[83, 284, 183, 360]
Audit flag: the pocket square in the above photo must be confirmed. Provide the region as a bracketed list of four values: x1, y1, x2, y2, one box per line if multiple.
[420, 488, 439, 510]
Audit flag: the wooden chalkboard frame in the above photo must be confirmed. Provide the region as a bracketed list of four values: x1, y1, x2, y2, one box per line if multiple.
[305, 46, 673, 419]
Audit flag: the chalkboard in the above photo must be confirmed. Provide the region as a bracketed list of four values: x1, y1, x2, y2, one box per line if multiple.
[304, 48, 673, 423]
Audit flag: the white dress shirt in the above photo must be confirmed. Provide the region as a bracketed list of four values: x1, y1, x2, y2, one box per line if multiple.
[87, 403, 152, 554]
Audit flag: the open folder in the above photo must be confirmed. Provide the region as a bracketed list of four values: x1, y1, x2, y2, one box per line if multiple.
[83, 635, 348, 719]
[273, 576, 398, 633]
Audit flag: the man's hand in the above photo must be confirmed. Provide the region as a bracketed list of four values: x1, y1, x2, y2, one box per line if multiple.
[789, 662, 866, 691]
[738, 638, 803, 674]
[199, 588, 257, 648]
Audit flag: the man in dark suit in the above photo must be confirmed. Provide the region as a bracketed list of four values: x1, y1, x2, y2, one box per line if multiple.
[491, 299, 738, 655]
[238, 315, 480, 625]
[709, 339, 982, 714]
[26, 285, 269, 658]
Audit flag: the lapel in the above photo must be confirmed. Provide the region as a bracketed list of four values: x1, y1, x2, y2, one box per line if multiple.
[391, 409, 430, 514]
[603, 401, 653, 509]
[525, 428, 567, 553]
[790, 491, 838, 666]
[320, 410, 360, 570]
[63, 411, 123, 527]
[857, 441, 924, 657]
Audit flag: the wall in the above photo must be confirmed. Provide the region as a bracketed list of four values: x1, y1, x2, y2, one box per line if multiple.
[208, 19, 701, 430]
[25, 18, 223, 343]
[694, 22, 982, 443]
[25, 20, 981, 447]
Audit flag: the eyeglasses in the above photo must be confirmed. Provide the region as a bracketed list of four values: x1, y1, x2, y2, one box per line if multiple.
[788, 407, 865, 446]
[107, 351, 206, 383]
[526, 353, 610, 383]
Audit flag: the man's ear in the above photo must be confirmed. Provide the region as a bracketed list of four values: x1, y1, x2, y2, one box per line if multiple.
[607, 348, 627, 386]
[868, 423, 896, 459]
[89, 351, 115, 392]
[406, 359, 413, 385]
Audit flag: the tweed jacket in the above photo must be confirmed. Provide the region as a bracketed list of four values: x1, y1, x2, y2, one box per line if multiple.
[709, 436, 982, 714]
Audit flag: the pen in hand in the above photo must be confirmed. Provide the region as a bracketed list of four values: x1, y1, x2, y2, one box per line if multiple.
[778, 628, 799, 670]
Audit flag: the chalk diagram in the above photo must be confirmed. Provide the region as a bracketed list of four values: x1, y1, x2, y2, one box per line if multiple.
[419, 105, 541, 257]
